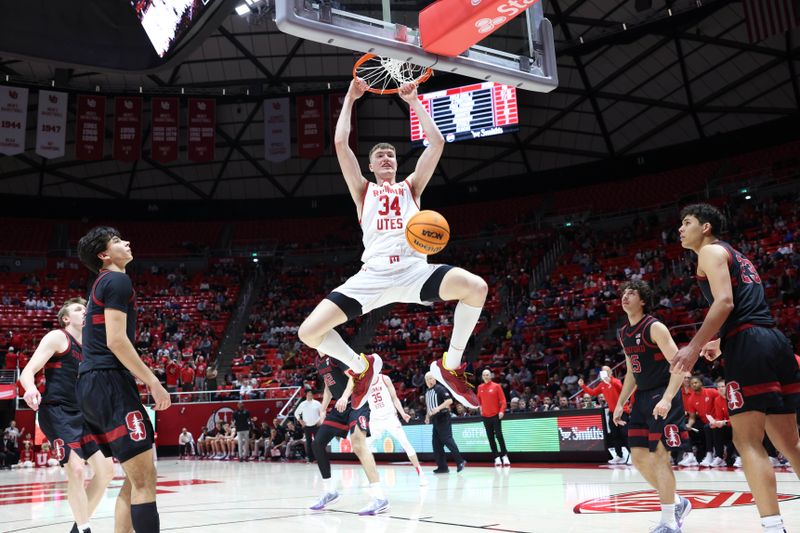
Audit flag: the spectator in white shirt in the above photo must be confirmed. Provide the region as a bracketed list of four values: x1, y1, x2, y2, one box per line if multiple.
[178, 428, 194, 458]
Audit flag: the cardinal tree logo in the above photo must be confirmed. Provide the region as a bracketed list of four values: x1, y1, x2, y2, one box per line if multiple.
[475, 16, 507, 34]
[574, 490, 800, 514]
[664, 424, 681, 448]
[635, 333, 641, 345]
[52, 439, 65, 462]
[727, 381, 744, 411]
[125, 411, 148, 442]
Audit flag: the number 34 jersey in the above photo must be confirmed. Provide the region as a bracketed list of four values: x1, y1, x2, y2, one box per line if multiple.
[618, 315, 671, 392]
[360, 178, 426, 263]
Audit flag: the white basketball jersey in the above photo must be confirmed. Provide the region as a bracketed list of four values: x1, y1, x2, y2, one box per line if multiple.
[367, 374, 396, 420]
[360, 179, 426, 263]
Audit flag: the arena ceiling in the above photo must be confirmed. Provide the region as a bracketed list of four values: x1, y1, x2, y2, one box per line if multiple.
[0, 0, 797, 201]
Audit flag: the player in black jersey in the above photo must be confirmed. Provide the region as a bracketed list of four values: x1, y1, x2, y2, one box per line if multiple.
[613, 281, 692, 533]
[19, 298, 114, 533]
[673, 204, 800, 533]
[309, 355, 388, 515]
[76, 227, 171, 533]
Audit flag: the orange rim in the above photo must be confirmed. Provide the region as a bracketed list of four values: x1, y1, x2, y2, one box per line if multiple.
[353, 53, 433, 95]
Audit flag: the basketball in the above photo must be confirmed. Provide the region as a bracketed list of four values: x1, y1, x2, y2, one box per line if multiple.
[405, 210, 450, 255]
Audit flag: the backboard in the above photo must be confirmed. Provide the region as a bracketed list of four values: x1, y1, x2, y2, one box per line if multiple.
[274, 0, 558, 93]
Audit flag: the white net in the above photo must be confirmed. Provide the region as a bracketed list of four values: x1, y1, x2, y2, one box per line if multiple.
[355, 55, 430, 94]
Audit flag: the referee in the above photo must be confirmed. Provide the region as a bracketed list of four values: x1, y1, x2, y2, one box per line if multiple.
[425, 372, 466, 473]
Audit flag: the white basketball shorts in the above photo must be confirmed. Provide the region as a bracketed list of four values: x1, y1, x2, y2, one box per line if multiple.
[368, 416, 417, 456]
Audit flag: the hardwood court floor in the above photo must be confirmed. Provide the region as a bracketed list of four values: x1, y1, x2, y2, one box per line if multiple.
[0, 459, 798, 532]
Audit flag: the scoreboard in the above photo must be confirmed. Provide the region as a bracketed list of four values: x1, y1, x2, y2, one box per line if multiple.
[410, 81, 519, 146]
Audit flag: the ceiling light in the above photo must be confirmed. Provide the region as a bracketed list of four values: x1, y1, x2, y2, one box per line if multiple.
[235, 3, 250, 16]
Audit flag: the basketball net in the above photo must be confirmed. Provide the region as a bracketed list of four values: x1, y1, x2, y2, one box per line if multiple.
[353, 53, 432, 95]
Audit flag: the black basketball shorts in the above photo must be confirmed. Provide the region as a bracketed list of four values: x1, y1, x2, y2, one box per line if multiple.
[628, 386, 689, 453]
[721, 325, 800, 416]
[38, 403, 100, 466]
[76, 369, 154, 463]
[322, 402, 371, 438]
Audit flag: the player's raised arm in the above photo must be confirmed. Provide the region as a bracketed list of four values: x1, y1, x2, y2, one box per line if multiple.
[335, 78, 369, 209]
[384, 375, 409, 422]
[19, 331, 68, 410]
[399, 83, 444, 201]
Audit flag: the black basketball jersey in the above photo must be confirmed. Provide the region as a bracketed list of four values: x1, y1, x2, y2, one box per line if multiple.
[80, 270, 137, 374]
[316, 355, 349, 401]
[42, 330, 82, 408]
[618, 315, 670, 391]
[697, 241, 774, 337]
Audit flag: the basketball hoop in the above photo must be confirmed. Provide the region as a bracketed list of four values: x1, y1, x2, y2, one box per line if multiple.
[353, 53, 433, 95]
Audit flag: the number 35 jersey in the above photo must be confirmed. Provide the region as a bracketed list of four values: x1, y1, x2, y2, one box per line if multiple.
[367, 374, 396, 421]
[697, 240, 775, 337]
[618, 315, 670, 392]
[360, 178, 425, 263]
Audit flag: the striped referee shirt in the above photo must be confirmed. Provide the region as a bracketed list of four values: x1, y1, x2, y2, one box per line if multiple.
[425, 383, 452, 419]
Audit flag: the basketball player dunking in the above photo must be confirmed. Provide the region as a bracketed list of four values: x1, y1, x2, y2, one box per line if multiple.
[613, 281, 692, 533]
[671, 204, 800, 533]
[297, 78, 488, 412]
[19, 298, 114, 533]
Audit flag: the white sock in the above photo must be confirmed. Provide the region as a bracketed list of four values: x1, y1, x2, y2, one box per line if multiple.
[608, 449, 619, 459]
[445, 302, 483, 369]
[323, 477, 335, 494]
[660, 504, 676, 527]
[761, 515, 784, 532]
[674, 494, 681, 504]
[369, 481, 385, 500]
[78, 524, 91, 533]
[317, 331, 365, 373]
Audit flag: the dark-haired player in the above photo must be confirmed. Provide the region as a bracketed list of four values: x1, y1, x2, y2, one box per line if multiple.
[297, 78, 487, 412]
[19, 298, 114, 533]
[308, 354, 387, 515]
[613, 280, 691, 533]
[76, 226, 171, 533]
[672, 203, 800, 533]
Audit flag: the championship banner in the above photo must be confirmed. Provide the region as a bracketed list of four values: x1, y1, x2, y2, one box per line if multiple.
[328, 93, 358, 154]
[35, 90, 68, 159]
[75, 95, 106, 160]
[187, 98, 215, 162]
[263, 97, 290, 162]
[0, 86, 29, 155]
[113, 96, 143, 161]
[151, 97, 179, 162]
[296, 94, 324, 159]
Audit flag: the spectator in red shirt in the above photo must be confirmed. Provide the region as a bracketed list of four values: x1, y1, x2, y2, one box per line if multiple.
[180, 364, 196, 397]
[166, 359, 180, 398]
[477, 369, 509, 466]
[707, 378, 736, 467]
[579, 365, 630, 464]
[685, 376, 720, 467]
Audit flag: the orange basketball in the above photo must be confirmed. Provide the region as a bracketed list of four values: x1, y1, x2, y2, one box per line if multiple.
[405, 210, 450, 255]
